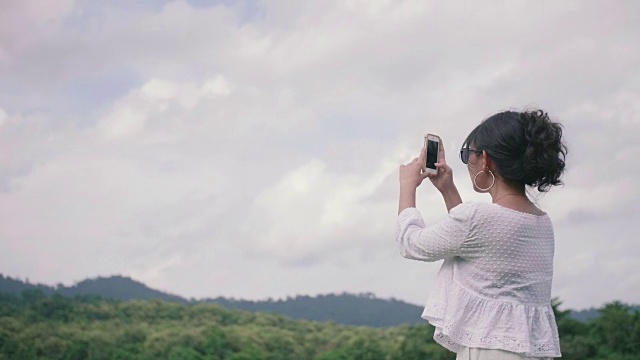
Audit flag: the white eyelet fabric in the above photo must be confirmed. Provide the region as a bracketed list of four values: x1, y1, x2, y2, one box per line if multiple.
[395, 202, 561, 358]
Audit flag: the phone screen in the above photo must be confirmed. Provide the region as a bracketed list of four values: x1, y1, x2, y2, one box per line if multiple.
[426, 139, 438, 170]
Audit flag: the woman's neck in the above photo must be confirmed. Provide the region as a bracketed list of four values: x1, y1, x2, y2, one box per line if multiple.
[489, 181, 525, 202]
[489, 181, 544, 215]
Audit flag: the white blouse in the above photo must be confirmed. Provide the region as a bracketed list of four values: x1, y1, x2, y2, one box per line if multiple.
[395, 202, 561, 358]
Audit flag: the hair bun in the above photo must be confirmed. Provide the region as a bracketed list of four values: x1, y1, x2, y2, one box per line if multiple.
[521, 110, 567, 192]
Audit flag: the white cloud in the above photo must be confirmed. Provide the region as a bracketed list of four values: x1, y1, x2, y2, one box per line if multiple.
[202, 75, 232, 97]
[0, 0, 75, 45]
[0, 107, 7, 128]
[248, 157, 397, 261]
[0, 0, 639, 310]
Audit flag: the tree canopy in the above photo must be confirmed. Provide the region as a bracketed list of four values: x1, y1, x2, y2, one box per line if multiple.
[0, 290, 638, 360]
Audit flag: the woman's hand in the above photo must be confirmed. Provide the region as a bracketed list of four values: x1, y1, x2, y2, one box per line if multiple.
[399, 147, 430, 189]
[398, 136, 462, 214]
[426, 137, 455, 193]
[398, 148, 430, 214]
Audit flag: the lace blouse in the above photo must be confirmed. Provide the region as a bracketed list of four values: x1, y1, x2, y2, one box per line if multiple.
[395, 202, 561, 358]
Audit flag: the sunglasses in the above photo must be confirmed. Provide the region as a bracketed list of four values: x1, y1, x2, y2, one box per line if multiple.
[459, 147, 483, 164]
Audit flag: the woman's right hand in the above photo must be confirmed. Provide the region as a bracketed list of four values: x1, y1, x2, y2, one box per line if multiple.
[426, 137, 455, 193]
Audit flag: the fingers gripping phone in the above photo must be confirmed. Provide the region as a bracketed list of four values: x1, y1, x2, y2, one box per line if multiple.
[424, 134, 440, 175]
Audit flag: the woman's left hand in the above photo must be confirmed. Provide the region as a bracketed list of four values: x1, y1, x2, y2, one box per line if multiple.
[399, 147, 430, 189]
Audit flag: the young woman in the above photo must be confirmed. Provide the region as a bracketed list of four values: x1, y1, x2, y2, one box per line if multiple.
[396, 110, 567, 359]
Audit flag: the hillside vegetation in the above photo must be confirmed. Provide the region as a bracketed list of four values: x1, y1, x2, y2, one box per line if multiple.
[1, 290, 639, 360]
[1, 274, 626, 327]
[0, 290, 451, 360]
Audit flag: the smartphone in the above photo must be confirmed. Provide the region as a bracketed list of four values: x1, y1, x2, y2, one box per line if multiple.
[424, 134, 440, 175]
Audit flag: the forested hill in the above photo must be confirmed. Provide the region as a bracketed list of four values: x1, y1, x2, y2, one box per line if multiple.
[1, 273, 633, 326]
[206, 293, 425, 327]
[0, 274, 186, 303]
[0, 274, 424, 327]
[1, 290, 639, 360]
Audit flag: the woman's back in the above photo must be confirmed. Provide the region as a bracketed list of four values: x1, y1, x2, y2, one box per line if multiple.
[396, 202, 560, 357]
[458, 202, 554, 305]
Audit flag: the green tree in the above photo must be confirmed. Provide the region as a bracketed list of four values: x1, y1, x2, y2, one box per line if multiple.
[344, 335, 385, 360]
[227, 347, 266, 360]
[315, 349, 352, 360]
[591, 301, 639, 357]
[167, 346, 204, 360]
[393, 325, 453, 360]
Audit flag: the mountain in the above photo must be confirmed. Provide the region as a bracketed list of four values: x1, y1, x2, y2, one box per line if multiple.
[2, 283, 638, 360]
[0, 274, 55, 296]
[1, 273, 633, 326]
[0, 274, 424, 326]
[568, 308, 605, 323]
[0, 274, 187, 303]
[204, 293, 425, 327]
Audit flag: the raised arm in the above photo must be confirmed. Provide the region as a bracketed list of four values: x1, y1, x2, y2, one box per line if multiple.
[396, 138, 471, 261]
[395, 204, 473, 262]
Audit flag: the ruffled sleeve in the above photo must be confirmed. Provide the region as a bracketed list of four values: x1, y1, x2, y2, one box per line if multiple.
[395, 202, 477, 262]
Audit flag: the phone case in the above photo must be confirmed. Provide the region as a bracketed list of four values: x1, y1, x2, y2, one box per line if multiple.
[424, 134, 439, 174]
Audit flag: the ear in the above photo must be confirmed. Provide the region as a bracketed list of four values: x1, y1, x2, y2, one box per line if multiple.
[482, 151, 493, 171]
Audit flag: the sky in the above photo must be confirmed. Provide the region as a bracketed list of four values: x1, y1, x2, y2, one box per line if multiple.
[0, 0, 639, 311]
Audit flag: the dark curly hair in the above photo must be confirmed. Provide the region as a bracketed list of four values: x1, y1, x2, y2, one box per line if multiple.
[463, 110, 568, 192]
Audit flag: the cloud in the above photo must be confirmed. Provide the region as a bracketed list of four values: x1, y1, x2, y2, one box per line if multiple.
[0, 0, 638, 309]
[0, 0, 74, 53]
[0, 108, 7, 128]
[247, 156, 396, 263]
[97, 76, 233, 141]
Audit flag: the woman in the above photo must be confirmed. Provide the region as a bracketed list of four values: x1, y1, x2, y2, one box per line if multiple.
[396, 110, 567, 359]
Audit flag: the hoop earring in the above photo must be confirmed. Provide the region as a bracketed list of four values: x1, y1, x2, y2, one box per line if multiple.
[474, 169, 495, 192]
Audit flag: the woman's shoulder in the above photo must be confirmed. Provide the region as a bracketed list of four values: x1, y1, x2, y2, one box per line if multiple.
[450, 201, 486, 214]
[451, 201, 550, 222]
[448, 202, 483, 221]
